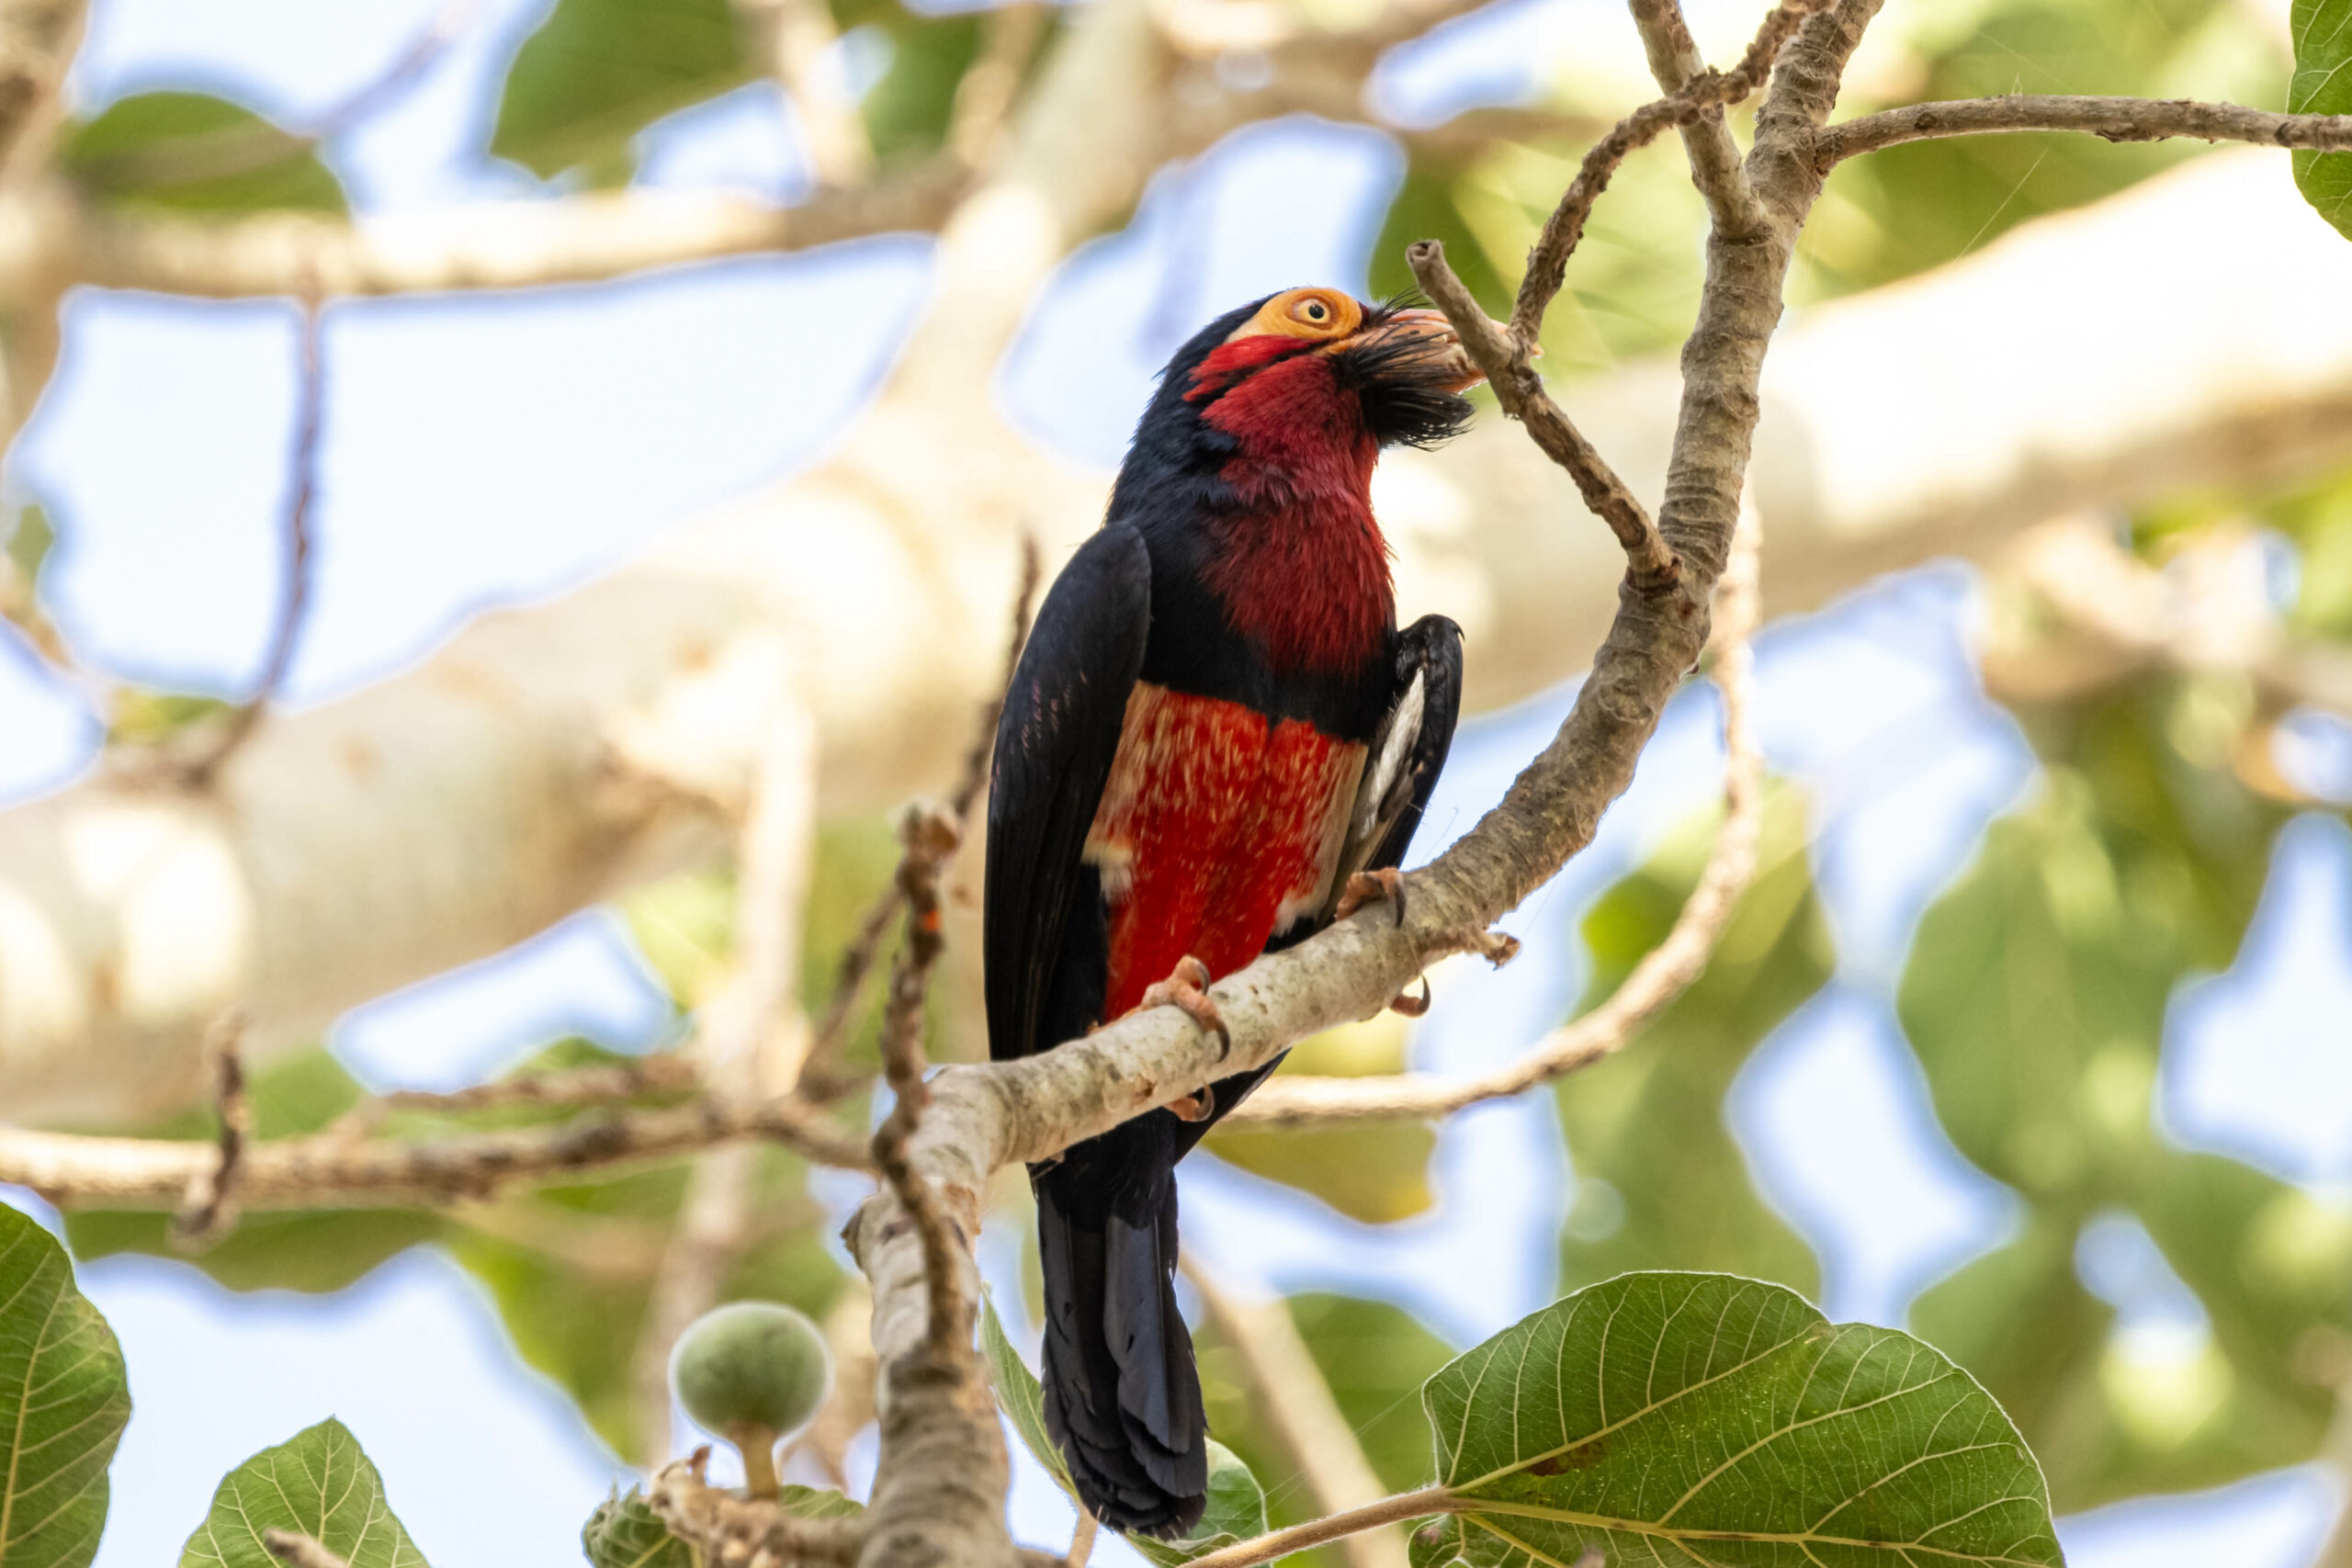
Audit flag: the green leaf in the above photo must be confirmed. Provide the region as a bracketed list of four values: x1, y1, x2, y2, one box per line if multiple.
[1556, 788, 1829, 1297]
[180, 1418, 426, 1568]
[980, 1292, 1074, 1497]
[1409, 1272, 2061, 1568]
[1128, 1441, 1267, 1567]
[1206, 1016, 1438, 1222]
[0, 1204, 130, 1568]
[490, 0, 751, 180]
[62, 92, 345, 215]
[2293, 0, 2352, 238]
[583, 1489, 696, 1568]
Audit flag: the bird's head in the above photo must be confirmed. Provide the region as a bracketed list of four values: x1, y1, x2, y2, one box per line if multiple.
[1129, 287, 1486, 474]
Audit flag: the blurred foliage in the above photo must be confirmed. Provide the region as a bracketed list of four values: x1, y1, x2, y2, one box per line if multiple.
[492, 0, 752, 183]
[1901, 684, 2352, 1510]
[181, 1419, 424, 1568]
[1205, 1013, 1438, 1223]
[62, 92, 346, 214]
[1555, 787, 1831, 1297]
[2291, 0, 2352, 237]
[488, 0, 1050, 183]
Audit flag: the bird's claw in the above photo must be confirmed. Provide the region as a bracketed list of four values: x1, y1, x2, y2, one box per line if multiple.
[1140, 954, 1232, 1062]
[1387, 976, 1433, 1018]
[1336, 868, 1407, 927]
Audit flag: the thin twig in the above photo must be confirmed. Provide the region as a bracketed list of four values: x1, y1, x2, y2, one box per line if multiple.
[1628, 0, 1765, 236]
[0, 1092, 870, 1211]
[1510, 0, 1833, 344]
[736, 0, 873, 187]
[1216, 493, 1762, 1126]
[369, 1054, 698, 1118]
[870, 801, 970, 1357]
[651, 1448, 866, 1565]
[261, 1530, 351, 1568]
[1064, 1509, 1098, 1568]
[181, 296, 323, 787]
[1182, 1487, 1461, 1568]
[1815, 94, 2352, 168]
[1185, 1260, 1407, 1568]
[170, 1010, 253, 1249]
[1408, 241, 1673, 585]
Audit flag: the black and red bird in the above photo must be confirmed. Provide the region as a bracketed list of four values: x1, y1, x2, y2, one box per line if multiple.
[983, 286, 1480, 1536]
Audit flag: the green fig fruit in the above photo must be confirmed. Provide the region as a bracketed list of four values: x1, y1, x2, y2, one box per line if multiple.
[669, 1301, 833, 1496]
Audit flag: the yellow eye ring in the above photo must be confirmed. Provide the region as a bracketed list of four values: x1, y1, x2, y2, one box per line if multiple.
[1231, 288, 1363, 342]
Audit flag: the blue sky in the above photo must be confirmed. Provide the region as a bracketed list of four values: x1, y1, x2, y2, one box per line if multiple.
[1, 0, 2346, 1563]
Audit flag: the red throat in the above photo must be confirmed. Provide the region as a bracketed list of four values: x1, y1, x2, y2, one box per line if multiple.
[1187, 345, 1392, 674]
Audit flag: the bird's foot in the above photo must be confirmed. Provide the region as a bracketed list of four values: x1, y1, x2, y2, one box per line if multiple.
[1387, 976, 1433, 1018]
[1336, 867, 1407, 927]
[1139, 954, 1231, 1063]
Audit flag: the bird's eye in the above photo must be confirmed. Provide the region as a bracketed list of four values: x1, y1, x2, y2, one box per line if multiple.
[1302, 299, 1329, 321]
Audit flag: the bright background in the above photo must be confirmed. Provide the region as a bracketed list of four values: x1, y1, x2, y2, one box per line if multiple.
[2, 0, 2347, 1562]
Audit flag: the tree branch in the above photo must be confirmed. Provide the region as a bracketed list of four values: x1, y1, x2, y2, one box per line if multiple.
[1628, 0, 1766, 237]
[177, 297, 324, 788]
[1228, 496, 1762, 1127]
[37, 167, 965, 299]
[736, 0, 874, 188]
[1408, 241, 1674, 584]
[1182, 1487, 1461, 1568]
[1815, 95, 2352, 167]
[0, 1091, 869, 1209]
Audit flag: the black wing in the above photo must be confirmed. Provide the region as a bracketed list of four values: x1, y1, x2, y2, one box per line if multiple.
[1335, 613, 1465, 893]
[985, 525, 1152, 1064]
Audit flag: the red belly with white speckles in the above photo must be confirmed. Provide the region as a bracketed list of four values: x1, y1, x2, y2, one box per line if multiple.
[1083, 682, 1365, 1020]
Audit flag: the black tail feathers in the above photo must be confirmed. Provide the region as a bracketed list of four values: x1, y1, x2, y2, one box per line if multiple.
[1034, 1151, 1207, 1538]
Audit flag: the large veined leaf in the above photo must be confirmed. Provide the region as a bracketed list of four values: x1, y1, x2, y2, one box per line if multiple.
[0, 1204, 130, 1568]
[1556, 789, 1829, 1298]
[2292, 0, 2352, 238]
[180, 1419, 425, 1568]
[491, 0, 751, 181]
[62, 92, 345, 214]
[1408, 1273, 2061, 1568]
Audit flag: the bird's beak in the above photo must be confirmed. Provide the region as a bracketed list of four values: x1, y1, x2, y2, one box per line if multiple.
[1341, 307, 1487, 394]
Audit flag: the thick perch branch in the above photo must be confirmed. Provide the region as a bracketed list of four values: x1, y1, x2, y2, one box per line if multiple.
[1228, 498, 1762, 1127]
[1816, 94, 2352, 165]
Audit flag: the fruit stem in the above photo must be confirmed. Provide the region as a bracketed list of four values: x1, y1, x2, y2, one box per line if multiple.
[733, 1423, 783, 1498]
